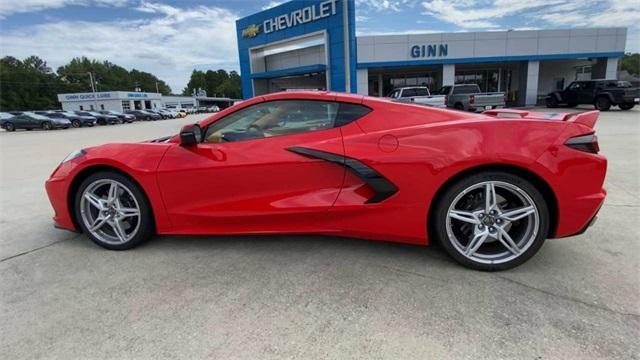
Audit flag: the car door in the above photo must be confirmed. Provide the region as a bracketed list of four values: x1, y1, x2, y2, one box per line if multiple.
[156, 98, 349, 233]
[563, 82, 580, 104]
[578, 81, 595, 104]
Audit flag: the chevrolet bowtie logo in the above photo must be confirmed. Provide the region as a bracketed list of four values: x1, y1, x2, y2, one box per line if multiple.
[242, 24, 261, 38]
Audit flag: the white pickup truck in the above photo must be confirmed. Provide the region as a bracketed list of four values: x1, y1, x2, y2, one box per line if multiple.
[387, 86, 446, 108]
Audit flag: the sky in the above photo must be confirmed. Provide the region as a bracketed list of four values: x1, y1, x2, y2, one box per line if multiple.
[0, 0, 638, 93]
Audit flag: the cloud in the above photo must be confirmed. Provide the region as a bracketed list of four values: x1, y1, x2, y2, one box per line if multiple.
[262, 1, 286, 10]
[421, 0, 562, 29]
[356, 0, 418, 12]
[0, 1, 239, 92]
[0, 0, 130, 18]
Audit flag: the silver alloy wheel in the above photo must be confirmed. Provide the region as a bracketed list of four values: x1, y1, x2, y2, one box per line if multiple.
[445, 181, 540, 265]
[80, 179, 141, 245]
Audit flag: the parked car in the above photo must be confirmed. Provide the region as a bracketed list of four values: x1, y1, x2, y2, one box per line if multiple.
[46, 92, 606, 271]
[126, 110, 161, 121]
[36, 111, 96, 128]
[0, 112, 16, 130]
[207, 105, 220, 112]
[2, 111, 70, 131]
[546, 79, 640, 111]
[99, 110, 135, 123]
[176, 109, 188, 117]
[156, 109, 175, 118]
[145, 109, 169, 119]
[76, 111, 120, 125]
[436, 84, 506, 111]
[387, 86, 446, 107]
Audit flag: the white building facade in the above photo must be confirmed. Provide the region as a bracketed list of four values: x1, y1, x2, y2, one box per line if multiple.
[57, 91, 163, 112]
[236, 0, 627, 106]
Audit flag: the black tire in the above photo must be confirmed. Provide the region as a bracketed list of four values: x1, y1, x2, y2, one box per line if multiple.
[4, 122, 15, 132]
[71, 119, 81, 128]
[145, 116, 151, 121]
[595, 96, 611, 111]
[454, 103, 465, 111]
[546, 97, 558, 108]
[432, 171, 549, 271]
[619, 103, 635, 110]
[566, 102, 577, 108]
[42, 121, 52, 130]
[74, 170, 154, 250]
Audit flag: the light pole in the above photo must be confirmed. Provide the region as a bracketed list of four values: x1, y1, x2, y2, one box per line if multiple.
[87, 71, 99, 111]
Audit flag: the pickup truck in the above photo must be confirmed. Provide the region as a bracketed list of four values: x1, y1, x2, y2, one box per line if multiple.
[387, 86, 446, 108]
[546, 79, 639, 111]
[435, 84, 506, 112]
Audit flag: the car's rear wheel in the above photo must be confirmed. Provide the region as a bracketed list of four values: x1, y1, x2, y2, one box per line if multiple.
[4, 122, 15, 132]
[433, 172, 549, 271]
[71, 119, 81, 128]
[75, 171, 154, 250]
[595, 96, 611, 111]
[42, 121, 52, 130]
[454, 103, 464, 111]
[619, 103, 635, 110]
[545, 97, 558, 108]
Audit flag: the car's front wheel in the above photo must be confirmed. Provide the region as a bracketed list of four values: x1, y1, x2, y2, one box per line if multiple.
[595, 96, 611, 111]
[71, 119, 81, 128]
[433, 172, 549, 271]
[4, 122, 15, 131]
[75, 171, 154, 250]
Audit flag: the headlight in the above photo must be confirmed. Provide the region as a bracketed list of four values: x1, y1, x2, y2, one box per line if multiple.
[61, 149, 86, 163]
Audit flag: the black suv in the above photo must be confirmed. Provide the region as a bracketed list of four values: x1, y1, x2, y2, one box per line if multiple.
[546, 79, 639, 111]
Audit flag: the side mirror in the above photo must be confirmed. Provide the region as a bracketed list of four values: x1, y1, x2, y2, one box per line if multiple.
[179, 124, 202, 147]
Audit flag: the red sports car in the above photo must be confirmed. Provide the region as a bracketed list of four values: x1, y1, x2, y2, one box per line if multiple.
[46, 92, 606, 270]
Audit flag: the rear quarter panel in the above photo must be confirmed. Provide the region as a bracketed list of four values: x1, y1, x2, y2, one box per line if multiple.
[329, 100, 571, 244]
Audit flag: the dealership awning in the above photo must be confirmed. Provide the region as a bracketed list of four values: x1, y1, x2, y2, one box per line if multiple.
[250, 64, 327, 79]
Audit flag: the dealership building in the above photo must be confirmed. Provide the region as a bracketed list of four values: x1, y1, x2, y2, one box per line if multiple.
[57, 91, 235, 112]
[236, 0, 627, 106]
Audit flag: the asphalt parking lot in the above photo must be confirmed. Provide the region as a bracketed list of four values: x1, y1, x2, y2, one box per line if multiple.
[1, 108, 639, 359]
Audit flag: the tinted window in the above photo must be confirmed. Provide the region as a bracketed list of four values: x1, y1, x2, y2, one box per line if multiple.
[335, 103, 371, 127]
[414, 88, 429, 96]
[436, 86, 451, 95]
[452, 85, 479, 94]
[581, 82, 595, 89]
[204, 100, 338, 143]
[402, 88, 417, 97]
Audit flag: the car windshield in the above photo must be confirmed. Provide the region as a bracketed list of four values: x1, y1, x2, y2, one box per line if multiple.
[23, 112, 50, 120]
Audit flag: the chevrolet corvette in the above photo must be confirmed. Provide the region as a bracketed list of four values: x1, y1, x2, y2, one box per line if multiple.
[46, 91, 606, 270]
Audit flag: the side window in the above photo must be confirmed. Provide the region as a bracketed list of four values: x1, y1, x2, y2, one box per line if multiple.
[204, 100, 338, 143]
[402, 88, 417, 97]
[414, 88, 429, 96]
[568, 82, 580, 90]
[582, 82, 594, 90]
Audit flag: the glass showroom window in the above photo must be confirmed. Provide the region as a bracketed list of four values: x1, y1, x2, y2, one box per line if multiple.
[121, 101, 131, 111]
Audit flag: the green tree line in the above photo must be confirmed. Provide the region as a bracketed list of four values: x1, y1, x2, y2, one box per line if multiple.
[0, 56, 173, 111]
[182, 69, 242, 99]
[621, 52, 640, 76]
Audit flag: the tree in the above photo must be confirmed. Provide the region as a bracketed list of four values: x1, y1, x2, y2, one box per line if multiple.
[1, 55, 174, 111]
[182, 68, 241, 98]
[621, 53, 640, 76]
[0, 56, 66, 111]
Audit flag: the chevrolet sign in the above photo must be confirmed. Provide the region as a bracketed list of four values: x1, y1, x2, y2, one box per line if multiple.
[262, 0, 338, 35]
[242, 24, 261, 38]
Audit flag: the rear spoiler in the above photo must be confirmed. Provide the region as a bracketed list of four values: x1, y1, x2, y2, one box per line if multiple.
[483, 109, 599, 128]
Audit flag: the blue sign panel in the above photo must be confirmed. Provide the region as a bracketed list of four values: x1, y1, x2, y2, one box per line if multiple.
[236, 0, 356, 99]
